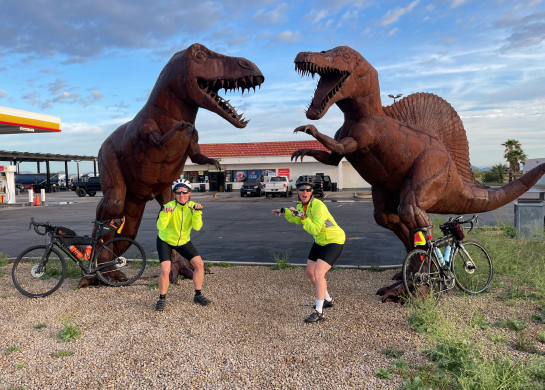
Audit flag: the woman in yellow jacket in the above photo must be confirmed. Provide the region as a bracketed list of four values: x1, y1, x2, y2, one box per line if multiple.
[155, 179, 210, 311]
[272, 180, 345, 323]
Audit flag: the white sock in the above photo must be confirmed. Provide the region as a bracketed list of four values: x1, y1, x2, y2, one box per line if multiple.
[324, 291, 332, 302]
[315, 299, 324, 313]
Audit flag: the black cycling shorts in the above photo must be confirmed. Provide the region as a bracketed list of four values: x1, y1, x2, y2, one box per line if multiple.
[307, 242, 344, 266]
[156, 237, 200, 263]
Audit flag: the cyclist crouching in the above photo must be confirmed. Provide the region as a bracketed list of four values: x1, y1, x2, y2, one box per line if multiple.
[272, 180, 345, 323]
[155, 179, 211, 311]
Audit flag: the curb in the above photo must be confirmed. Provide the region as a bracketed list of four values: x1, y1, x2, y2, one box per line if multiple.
[202, 260, 402, 270]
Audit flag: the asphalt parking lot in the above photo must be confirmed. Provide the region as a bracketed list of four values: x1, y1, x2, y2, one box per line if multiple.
[0, 188, 527, 267]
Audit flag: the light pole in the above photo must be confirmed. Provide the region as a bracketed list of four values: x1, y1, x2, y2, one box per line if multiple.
[388, 94, 403, 103]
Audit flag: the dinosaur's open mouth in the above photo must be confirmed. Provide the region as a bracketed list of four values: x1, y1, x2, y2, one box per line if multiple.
[198, 76, 265, 126]
[295, 62, 349, 117]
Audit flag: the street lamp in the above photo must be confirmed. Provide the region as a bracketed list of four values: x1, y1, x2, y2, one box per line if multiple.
[388, 94, 403, 103]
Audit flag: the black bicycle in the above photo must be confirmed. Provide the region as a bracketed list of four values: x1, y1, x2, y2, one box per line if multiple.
[12, 217, 147, 298]
[401, 215, 493, 302]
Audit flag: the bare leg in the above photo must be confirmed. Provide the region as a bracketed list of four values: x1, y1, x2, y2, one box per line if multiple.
[159, 261, 171, 295]
[305, 260, 316, 284]
[189, 256, 204, 290]
[314, 260, 331, 301]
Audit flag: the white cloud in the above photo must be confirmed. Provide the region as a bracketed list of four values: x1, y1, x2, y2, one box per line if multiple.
[22, 91, 40, 105]
[388, 28, 399, 36]
[0, 90, 7, 99]
[47, 78, 70, 95]
[305, 9, 328, 24]
[451, 0, 468, 9]
[381, 0, 420, 26]
[80, 91, 105, 107]
[252, 3, 288, 24]
[275, 30, 301, 43]
[337, 10, 358, 27]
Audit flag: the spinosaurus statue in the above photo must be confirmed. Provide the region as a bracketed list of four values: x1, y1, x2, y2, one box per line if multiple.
[290, 46, 545, 302]
[79, 44, 264, 288]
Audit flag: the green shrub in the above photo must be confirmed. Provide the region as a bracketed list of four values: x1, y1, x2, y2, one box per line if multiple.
[426, 338, 474, 376]
[218, 262, 234, 268]
[392, 358, 409, 370]
[368, 266, 384, 272]
[16, 362, 26, 370]
[57, 321, 81, 343]
[376, 368, 391, 379]
[537, 332, 545, 344]
[456, 356, 528, 390]
[507, 317, 528, 331]
[270, 251, 296, 270]
[514, 332, 535, 352]
[33, 323, 47, 329]
[0, 252, 9, 267]
[470, 312, 490, 330]
[147, 280, 159, 290]
[407, 299, 440, 335]
[5, 346, 20, 355]
[532, 308, 545, 324]
[50, 350, 74, 358]
[527, 357, 545, 380]
[482, 171, 499, 183]
[204, 262, 213, 268]
[395, 376, 430, 390]
[383, 346, 405, 359]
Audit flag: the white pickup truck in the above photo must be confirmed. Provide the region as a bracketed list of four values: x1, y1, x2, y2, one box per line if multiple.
[263, 176, 293, 198]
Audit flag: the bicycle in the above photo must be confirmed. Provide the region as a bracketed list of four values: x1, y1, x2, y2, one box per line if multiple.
[401, 215, 493, 302]
[12, 217, 147, 298]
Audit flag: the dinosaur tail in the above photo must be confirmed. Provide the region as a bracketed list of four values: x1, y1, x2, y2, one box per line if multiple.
[464, 163, 545, 214]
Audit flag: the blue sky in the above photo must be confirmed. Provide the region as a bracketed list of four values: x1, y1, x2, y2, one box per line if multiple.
[0, 0, 544, 173]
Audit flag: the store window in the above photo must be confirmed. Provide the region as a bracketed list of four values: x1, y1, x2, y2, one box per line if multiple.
[225, 170, 233, 182]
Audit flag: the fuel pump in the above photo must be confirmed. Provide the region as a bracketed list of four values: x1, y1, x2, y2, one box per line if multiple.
[0, 166, 16, 204]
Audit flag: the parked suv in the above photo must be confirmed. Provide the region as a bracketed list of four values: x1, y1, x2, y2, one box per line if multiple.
[295, 175, 324, 197]
[71, 176, 101, 197]
[240, 181, 264, 197]
[311, 176, 324, 197]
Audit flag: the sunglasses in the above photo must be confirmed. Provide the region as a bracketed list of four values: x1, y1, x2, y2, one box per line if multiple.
[175, 190, 190, 195]
[298, 188, 313, 192]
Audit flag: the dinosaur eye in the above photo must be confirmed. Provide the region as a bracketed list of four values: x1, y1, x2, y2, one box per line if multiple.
[342, 52, 351, 60]
[238, 59, 253, 69]
[194, 50, 206, 60]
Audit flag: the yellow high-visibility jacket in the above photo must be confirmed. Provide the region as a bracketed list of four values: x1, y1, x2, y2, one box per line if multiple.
[285, 198, 345, 245]
[157, 200, 202, 246]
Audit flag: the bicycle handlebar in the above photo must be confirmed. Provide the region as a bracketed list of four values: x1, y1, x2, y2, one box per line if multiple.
[441, 215, 479, 235]
[28, 217, 52, 236]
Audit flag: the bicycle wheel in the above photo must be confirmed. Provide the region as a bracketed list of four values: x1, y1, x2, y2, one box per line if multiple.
[402, 249, 444, 302]
[94, 237, 147, 287]
[452, 240, 493, 294]
[12, 245, 66, 298]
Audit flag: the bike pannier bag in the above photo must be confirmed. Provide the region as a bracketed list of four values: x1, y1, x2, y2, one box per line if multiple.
[96, 217, 125, 238]
[450, 223, 465, 241]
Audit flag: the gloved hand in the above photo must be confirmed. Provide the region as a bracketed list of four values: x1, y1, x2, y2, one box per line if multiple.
[272, 208, 285, 216]
[291, 210, 306, 218]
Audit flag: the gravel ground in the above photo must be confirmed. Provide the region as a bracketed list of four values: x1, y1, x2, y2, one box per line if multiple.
[0, 266, 543, 389]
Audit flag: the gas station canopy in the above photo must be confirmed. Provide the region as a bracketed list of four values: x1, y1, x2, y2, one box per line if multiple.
[0, 106, 61, 134]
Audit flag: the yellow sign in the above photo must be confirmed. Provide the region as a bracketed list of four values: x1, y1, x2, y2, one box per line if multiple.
[198, 171, 204, 175]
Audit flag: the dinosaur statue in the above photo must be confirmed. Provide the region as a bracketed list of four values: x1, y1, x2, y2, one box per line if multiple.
[290, 46, 545, 302]
[79, 43, 264, 288]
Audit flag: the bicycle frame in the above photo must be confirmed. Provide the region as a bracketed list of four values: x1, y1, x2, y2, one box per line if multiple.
[38, 234, 121, 276]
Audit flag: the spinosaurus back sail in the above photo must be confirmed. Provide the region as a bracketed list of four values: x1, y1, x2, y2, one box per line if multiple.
[383, 92, 486, 189]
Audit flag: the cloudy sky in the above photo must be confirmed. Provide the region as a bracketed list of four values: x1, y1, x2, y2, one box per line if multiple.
[0, 0, 544, 172]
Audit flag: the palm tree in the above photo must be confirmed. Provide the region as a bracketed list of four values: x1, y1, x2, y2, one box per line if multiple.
[506, 149, 528, 180]
[491, 163, 509, 183]
[502, 139, 522, 182]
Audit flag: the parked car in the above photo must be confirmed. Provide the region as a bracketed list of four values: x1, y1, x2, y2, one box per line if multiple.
[263, 176, 293, 198]
[240, 181, 264, 197]
[71, 176, 101, 197]
[315, 174, 333, 191]
[311, 175, 324, 197]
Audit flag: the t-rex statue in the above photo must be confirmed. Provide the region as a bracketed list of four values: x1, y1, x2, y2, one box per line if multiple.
[290, 45, 545, 302]
[79, 43, 264, 288]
